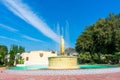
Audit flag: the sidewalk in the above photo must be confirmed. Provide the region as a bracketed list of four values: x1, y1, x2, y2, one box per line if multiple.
[0, 72, 120, 80]
[0, 68, 120, 80]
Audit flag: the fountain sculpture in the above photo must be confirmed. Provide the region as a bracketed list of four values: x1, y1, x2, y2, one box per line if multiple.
[48, 36, 78, 69]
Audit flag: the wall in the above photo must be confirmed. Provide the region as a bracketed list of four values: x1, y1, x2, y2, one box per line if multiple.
[21, 50, 57, 66]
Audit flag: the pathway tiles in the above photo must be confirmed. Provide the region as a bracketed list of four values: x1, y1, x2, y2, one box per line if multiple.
[0, 72, 120, 80]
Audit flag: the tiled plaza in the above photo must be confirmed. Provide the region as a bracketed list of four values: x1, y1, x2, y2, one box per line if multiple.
[0, 67, 120, 80]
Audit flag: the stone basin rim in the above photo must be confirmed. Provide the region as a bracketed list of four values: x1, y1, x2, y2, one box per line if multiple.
[49, 56, 77, 58]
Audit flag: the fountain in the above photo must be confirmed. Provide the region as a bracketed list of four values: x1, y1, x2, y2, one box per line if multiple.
[9, 36, 118, 70]
[48, 36, 78, 69]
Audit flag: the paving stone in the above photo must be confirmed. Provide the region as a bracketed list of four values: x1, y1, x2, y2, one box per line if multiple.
[0, 68, 120, 80]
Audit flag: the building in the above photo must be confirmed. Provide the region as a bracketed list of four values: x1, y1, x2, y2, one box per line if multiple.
[21, 50, 57, 66]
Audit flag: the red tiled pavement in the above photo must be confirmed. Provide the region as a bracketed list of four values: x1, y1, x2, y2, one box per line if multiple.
[0, 69, 120, 80]
[0, 72, 120, 80]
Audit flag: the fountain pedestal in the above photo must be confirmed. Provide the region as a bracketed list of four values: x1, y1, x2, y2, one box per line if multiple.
[48, 56, 78, 69]
[48, 36, 78, 69]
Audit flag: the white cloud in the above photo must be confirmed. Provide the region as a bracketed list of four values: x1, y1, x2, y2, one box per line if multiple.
[22, 35, 44, 42]
[0, 24, 18, 32]
[1, 0, 60, 43]
[0, 23, 44, 43]
[0, 36, 19, 42]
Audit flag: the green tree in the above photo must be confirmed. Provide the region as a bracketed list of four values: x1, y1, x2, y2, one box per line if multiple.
[18, 56, 24, 64]
[76, 26, 95, 60]
[76, 13, 120, 64]
[9, 45, 25, 66]
[10, 45, 25, 54]
[77, 52, 91, 64]
[0, 45, 8, 65]
[8, 50, 15, 66]
[18, 46, 25, 54]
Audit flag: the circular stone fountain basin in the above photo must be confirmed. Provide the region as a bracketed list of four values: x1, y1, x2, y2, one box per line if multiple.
[48, 56, 78, 69]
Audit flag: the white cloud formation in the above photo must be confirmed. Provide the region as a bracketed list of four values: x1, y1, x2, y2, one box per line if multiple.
[0, 24, 18, 32]
[0, 36, 19, 42]
[22, 35, 44, 42]
[1, 0, 60, 43]
[0, 23, 44, 43]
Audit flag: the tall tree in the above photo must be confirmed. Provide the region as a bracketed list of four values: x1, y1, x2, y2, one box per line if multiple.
[18, 46, 25, 54]
[8, 50, 15, 66]
[9, 45, 25, 66]
[10, 45, 25, 54]
[76, 25, 95, 60]
[0, 45, 8, 65]
[76, 13, 120, 63]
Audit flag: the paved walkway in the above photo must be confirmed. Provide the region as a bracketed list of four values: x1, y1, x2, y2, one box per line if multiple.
[0, 72, 120, 80]
[4, 67, 120, 75]
[0, 68, 120, 80]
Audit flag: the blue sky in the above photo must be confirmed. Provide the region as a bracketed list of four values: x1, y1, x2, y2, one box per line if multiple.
[0, 0, 120, 51]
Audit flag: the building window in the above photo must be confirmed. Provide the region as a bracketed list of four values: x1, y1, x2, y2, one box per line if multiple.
[26, 57, 29, 61]
[39, 53, 43, 57]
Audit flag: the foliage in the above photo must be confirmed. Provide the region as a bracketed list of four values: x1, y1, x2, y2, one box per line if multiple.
[77, 52, 91, 64]
[0, 45, 8, 65]
[8, 50, 15, 66]
[10, 45, 25, 54]
[51, 51, 55, 54]
[8, 45, 25, 66]
[17, 56, 24, 64]
[76, 13, 120, 64]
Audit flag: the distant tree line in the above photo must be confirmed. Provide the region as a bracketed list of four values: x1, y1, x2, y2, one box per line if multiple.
[0, 45, 25, 66]
[76, 13, 120, 64]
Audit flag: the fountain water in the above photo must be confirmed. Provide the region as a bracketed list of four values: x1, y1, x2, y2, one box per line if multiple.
[48, 36, 78, 69]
